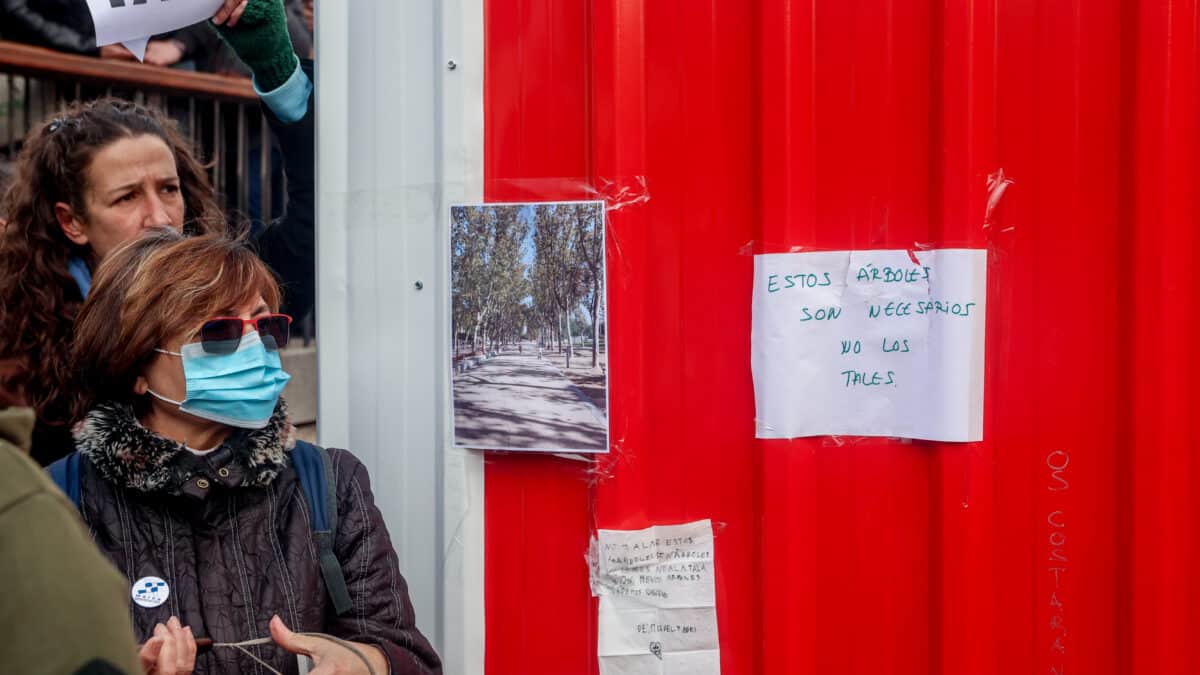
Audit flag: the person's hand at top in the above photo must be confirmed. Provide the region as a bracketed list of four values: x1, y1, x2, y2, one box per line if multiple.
[144, 40, 186, 67]
[99, 44, 136, 61]
[302, 0, 314, 35]
[211, 1, 249, 27]
[210, 0, 298, 92]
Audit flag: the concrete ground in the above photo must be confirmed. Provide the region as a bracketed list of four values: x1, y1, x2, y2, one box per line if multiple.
[453, 348, 608, 451]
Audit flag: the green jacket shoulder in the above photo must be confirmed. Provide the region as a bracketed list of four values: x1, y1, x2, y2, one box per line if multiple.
[0, 407, 142, 675]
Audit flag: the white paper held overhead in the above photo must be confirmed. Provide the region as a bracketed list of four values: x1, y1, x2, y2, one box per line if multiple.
[122, 37, 149, 62]
[86, 0, 224, 55]
[751, 249, 987, 442]
[591, 520, 720, 675]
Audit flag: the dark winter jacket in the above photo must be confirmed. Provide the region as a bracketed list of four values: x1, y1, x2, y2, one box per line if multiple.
[0, 0, 97, 54]
[69, 399, 441, 674]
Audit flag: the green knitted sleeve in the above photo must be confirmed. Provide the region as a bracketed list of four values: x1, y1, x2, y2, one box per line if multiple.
[213, 0, 298, 92]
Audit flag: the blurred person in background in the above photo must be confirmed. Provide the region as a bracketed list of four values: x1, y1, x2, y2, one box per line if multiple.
[180, 0, 314, 220]
[301, 0, 313, 40]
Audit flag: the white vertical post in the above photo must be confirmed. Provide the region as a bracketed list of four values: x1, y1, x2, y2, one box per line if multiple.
[316, 0, 485, 671]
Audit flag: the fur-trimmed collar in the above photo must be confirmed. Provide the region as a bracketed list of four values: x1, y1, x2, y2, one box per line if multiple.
[74, 399, 296, 494]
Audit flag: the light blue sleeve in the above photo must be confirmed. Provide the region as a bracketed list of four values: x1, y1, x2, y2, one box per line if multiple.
[254, 60, 313, 124]
[67, 256, 92, 298]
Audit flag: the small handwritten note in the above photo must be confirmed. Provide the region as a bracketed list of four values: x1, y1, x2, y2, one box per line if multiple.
[86, 0, 223, 60]
[592, 520, 720, 675]
[752, 249, 987, 442]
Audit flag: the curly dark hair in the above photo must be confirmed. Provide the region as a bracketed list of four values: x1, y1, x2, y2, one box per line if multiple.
[0, 98, 227, 427]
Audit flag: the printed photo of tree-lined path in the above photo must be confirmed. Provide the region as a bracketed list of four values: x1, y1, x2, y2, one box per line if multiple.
[451, 201, 608, 452]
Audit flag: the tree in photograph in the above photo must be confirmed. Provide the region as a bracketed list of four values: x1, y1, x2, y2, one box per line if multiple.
[532, 204, 585, 369]
[452, 205, 530, 355]
[480, 205, 529, 350]
[451, 206, 489, 356]
[529, 265, 556, 350]
[572, 203, 605, 368]
[517, 301, 538, 351]
[488, 272, 530, 350]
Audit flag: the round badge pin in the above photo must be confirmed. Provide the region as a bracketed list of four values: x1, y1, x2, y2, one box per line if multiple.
[132, 576, 170, 608]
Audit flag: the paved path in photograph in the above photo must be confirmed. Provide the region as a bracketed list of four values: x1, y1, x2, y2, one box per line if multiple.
[454, 351, 607, 451]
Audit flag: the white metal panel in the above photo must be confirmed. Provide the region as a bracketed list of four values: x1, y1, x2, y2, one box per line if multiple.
[316, 0, 485, 670]
[437, 0, 488, 672]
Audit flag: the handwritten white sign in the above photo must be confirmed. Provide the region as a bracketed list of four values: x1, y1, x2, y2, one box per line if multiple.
[592, 520, 720, 675]
[86, 0, 223, 59]
[752, 249, 986, 442]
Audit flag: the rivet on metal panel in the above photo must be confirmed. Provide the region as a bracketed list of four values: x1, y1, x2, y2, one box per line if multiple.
[414, 281, 425, 290]
[447, 60, 458, 71]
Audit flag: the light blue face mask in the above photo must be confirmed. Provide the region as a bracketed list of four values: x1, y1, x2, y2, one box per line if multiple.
[149, 330, 291, 429]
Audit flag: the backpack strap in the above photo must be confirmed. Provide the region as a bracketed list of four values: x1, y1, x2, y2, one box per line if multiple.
[47, 451, 82, 509]
[291, 440, 353, 616]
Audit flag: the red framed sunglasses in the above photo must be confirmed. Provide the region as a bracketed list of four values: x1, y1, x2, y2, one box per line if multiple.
[199, 314, 292, 354]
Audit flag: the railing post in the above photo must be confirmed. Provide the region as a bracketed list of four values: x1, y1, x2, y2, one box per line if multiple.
[237, 104, 248, 217]
[260, 112, 273, 224]
[6, 74, 15, 160]
[212, 100, 222, 203]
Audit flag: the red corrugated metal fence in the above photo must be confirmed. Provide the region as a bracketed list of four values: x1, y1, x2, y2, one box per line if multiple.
[482, 1, 1199, 673]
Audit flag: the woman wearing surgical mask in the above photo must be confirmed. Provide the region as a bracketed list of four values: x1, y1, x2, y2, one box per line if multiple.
[63, 231, 441, 675]
[0, 0, 315, 466]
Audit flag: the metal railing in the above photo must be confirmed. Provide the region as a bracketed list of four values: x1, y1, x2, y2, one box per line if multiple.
[0, 40, 278, 224]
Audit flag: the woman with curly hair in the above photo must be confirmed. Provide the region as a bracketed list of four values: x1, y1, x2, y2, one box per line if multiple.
[0, 100, 226, 464]
[0, 0, 316, 465]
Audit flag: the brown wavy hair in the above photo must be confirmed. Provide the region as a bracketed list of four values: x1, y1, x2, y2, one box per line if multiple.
[71, 230, 280, 422]
[0, 98, 226, 427]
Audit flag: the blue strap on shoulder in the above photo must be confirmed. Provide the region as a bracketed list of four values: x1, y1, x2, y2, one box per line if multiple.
[47, 451, 82, 508]
[291, 440, 353, 616]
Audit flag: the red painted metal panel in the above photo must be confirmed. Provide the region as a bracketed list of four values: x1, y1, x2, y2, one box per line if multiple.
[484, 1, 1200, 673]
[1128, 3, 1200, 674]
